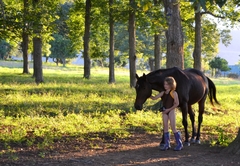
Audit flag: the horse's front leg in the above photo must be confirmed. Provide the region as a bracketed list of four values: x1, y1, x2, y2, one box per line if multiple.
[188, 105, 197, 143]
[181, 104, 190, 146]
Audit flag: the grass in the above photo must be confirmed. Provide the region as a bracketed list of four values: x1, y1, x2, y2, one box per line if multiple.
[0, 61, 240, 152]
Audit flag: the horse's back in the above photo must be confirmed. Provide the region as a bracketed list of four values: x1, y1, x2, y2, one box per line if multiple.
[184, 68, 208, 82]
[180, 68, 208, 105]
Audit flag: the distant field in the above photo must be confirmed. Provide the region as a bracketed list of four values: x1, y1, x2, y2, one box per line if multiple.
[0, 61, 240, 151]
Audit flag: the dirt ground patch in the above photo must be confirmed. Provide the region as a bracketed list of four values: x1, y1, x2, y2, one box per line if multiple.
[1, 133, 240, 166]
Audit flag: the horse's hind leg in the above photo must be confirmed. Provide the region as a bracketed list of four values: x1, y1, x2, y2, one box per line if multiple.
[181, 104, 190, 146]
[188, 105, 197, 143]
[196, 99, 206, 144]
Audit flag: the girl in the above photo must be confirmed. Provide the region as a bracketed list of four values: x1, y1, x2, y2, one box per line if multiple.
[150, 76, 183, 151]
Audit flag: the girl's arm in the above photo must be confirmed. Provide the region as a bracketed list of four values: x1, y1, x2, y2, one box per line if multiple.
[163, 91, 179, 114]
[149, 91, 164, 100]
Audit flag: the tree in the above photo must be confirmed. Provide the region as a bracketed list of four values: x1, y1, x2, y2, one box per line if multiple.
[0, 39, 11, 59]
[163, 0, 184, 69]
[222, 128, 240, 154]
[109, 0, 115, 84]
[189, 0, 239, 71]
[50, 34, 77, 66]
[209, 56, 230, 76]
[192, 2, 202, 70]
[153, 0, 162, 70]
[83, 0, 91, 79]
[32, 0, 43, 84]
[136, 0, 166, 71]
[50, 2, 78, 67]
[22, 0, 30, 74]
[129, 0, 136, 87]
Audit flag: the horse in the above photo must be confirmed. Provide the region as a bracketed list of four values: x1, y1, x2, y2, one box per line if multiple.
[134, 67, 219, 145]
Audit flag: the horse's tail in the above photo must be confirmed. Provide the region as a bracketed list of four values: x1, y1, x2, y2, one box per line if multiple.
[207, 77, 220, 106]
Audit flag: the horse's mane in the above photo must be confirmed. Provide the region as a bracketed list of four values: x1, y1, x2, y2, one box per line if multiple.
[147, 67, 182, 78]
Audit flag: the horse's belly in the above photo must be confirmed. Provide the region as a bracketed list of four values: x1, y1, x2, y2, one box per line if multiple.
[188, 92, 205, 105]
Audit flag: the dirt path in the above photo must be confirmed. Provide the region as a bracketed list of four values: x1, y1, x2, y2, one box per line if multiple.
[1, 133, 240, 166]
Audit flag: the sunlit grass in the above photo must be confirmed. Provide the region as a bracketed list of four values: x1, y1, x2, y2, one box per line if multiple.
[0, 63, 239, 151]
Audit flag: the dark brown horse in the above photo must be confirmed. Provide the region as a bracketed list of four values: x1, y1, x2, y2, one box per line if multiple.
[134, 67, 219, 145]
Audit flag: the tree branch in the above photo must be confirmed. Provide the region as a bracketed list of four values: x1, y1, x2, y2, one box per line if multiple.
[201, 11, 225, 19]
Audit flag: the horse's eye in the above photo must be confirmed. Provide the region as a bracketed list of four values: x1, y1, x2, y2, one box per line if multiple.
[135, 84, 139, 89]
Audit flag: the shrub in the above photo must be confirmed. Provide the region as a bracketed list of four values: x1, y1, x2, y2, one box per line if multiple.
[227, 73, 239, 79]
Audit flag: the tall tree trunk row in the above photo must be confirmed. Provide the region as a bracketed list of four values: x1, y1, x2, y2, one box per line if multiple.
[22, 0, 30, 74]
[129, 0, 136, 88]
[83, 0, 91, 79]
[109, 0, 115, 84]
[193, 3, 202, 71]
[32, 0, 43, 84]
[33, 37, 43, 84]
[154, 33, 161, 70]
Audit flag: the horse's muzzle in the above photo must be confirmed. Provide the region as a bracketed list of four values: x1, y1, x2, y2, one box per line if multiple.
[134, 103, 143, 110]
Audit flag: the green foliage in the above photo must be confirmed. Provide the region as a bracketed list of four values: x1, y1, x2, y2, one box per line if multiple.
[49, 2, 81, 65]
[209, 56, 230, 72]
[189, 0, 228, 10]
[0, 40, 11, 59]
[49, 34, 77, 64]
[67, 1, 85, 52]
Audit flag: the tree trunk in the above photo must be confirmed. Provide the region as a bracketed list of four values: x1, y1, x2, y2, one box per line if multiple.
[32, 0, 43, 84]
[148, 58, 154, 71]
[129, 0, 136, 88]
[22, 0, 30, 74]
[222, 128, 240, 154]
[62, 58, 66, 67]
[153, 0, 161, 70]
[154, 33, 161, 70]
[109, 0, 115, 84]
[193, 4, 202, 71]
[163, 0, 184, 69]
[22, 32, 30, 74]
[33, 37, 43, 84]
[83, 0, 91, 79]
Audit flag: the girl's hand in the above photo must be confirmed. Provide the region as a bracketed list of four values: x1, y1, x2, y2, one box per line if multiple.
[162, 109, 169, 114]
[150, 96, 157, 100]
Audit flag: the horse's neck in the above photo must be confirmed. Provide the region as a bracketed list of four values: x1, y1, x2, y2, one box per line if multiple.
[149, 80, 164, 92]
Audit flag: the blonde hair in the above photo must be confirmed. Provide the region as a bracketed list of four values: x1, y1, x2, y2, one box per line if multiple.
[164, 76, 176, 90]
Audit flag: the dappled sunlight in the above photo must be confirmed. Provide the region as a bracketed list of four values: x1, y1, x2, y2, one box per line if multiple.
[118, 157, 180, 166]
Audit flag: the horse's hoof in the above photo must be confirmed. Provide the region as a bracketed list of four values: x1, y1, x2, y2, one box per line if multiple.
[184, 142, 190, 146]
[159, 143, 165, 149]
[190, 138, 195, 143]
[195, 140, 201, 144]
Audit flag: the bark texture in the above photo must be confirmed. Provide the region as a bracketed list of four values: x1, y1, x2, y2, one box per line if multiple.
[32, 0, 43, 84]
[109, 0, 115, 84]
[154, 33, 161, 70]
[22, 0, 30, 74]
[193, 4, 202, 71]
[83, 0, 91, 79]
[33, 37, 43, 84]
[129, 0, 136, 88]
[22, 32, 29, 74]
[163, 0, 184, 69]
[222, 128, 240, 154]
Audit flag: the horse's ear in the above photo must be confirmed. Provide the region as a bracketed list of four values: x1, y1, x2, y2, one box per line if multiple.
[143, 73, 146, 80]
[136, 74, 139, 80]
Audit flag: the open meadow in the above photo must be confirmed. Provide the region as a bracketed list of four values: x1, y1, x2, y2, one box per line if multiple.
[0, 61, 240, 165]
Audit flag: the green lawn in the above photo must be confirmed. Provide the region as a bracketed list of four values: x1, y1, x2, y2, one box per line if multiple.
[0, 61, 240, 151]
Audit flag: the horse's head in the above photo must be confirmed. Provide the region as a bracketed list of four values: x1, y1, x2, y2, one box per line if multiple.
[134, 73, 152, 110]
